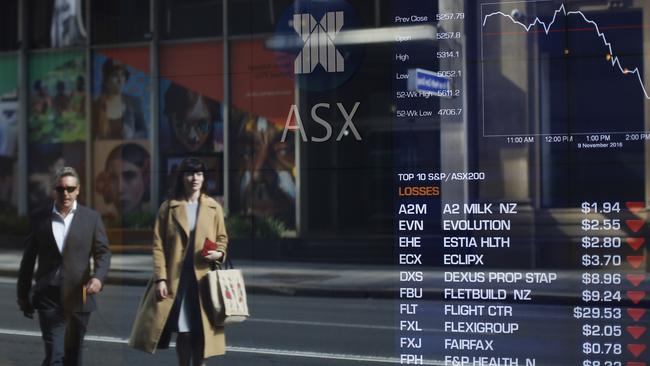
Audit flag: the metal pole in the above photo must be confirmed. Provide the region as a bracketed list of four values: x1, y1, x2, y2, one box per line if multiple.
[223, 0, 230, 213]
[150, 0, 160, 210]
[294, 1, 303, 236]
[17, 0, 28, 216]
[84, 0, 92, 206]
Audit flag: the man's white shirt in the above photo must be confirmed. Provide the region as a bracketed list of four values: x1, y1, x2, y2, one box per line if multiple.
[52, 201, 77, 254]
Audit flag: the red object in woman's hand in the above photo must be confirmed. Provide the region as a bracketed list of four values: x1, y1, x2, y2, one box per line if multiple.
[201, 238, 218, 257]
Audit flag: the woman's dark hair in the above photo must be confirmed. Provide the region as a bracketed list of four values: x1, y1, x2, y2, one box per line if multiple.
[170, 157, 209, 200]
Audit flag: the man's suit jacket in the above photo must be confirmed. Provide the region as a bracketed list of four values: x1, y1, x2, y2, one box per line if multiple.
[17, 204, 111, 314]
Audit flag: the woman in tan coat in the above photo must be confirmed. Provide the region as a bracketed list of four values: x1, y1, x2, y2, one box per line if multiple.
[129, 157, 228, 365]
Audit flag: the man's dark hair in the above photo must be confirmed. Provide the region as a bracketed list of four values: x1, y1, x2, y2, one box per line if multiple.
[51, 166, 80, 189]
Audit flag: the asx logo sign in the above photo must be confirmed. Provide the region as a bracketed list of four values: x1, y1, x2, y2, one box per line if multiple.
[282, 102, 361, 143]
[293, 12, 345, 74]
[274, 0, 360, 90]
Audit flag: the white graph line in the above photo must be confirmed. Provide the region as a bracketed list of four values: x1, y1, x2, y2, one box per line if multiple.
[482, 3, 650, 99]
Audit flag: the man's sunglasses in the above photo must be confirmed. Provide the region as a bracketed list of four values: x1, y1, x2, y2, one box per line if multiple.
[55, 186, 77, 194]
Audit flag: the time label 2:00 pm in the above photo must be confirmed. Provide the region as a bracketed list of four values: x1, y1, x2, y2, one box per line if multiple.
[625, 133, 650, 141]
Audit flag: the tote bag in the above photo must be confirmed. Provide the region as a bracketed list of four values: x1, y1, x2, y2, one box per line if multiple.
[206, 258, 249, 325]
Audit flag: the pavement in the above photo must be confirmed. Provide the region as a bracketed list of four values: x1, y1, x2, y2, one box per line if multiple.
[0, 250, 647, 304]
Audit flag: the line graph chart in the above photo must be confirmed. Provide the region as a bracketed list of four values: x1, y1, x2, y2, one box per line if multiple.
[483, 3, 649, 99]
[479, 1, 647, 137]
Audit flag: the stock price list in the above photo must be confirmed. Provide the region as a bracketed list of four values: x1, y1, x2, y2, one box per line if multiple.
[576, 201, 648, 366]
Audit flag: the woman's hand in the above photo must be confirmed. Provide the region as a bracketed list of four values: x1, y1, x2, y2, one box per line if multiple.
[204, 250, 224, 262]
[156, 280, 168, 301]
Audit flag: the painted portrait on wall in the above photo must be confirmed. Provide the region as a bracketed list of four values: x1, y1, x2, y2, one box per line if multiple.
[230, 109, 296, 228]
[92, 51, 150, 140]
[28, 52, 86, 143]
[93, 140, 151, 227]
[160, 80, 223, 153]
[159, 43, 224, 153]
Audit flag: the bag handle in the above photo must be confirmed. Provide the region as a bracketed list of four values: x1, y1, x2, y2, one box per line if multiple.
[211, 256, 234, 271]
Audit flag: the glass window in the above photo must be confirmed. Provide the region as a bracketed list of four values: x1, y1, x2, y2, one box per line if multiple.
[346, 0, 377, 26]
[229, 0, 375, 36]
[91, 0, 150, 44]
[29, 0, 87, 49]
[228, 0, 375, 35]
[228, 0, 293, 36]
[27, 52, 88, 214]
[159, 0, 223, 39]
[0, 55, 19, 214]
[0, 0, 18, 50]
[378, 0, 393, 26]
[159, 43, 224, 202]
[229, 39, 296, 229]
[91, 48, 153, 228]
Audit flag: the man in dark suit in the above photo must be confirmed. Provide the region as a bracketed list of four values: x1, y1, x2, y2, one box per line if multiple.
[17, 166, 111, 366]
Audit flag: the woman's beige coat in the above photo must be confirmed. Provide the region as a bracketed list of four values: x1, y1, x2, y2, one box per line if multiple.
[129, 194, 228, 357]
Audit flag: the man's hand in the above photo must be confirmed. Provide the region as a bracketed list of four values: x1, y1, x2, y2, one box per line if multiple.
[85, 278, 102, 295]
[17, 297, 34, 319]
